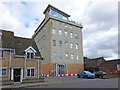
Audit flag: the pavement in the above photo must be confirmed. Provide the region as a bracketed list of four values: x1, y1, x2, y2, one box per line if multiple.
[1, 76, 119, 89]
[1, 77, 62, 89]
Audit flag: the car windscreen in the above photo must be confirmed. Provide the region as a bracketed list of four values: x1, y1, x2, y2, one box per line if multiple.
[85, 71, 91, 74]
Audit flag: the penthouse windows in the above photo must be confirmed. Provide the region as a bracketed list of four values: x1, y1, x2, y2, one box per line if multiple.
[50, 9, 68, 20]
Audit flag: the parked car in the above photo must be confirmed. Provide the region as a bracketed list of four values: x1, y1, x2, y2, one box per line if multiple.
[77, 71, 95, 79]
[94, 71, 107, 78]
[110, 71, 120, 75]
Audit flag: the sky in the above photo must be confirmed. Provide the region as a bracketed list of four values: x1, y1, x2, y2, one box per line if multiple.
[0, 0, 119, 60]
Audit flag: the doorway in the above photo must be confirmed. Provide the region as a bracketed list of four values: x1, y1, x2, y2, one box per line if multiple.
[14, 69, 21, 82]
[55, 64, 67, 76]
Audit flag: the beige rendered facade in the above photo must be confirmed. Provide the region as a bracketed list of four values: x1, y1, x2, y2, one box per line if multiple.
[33, 4, 84, 76]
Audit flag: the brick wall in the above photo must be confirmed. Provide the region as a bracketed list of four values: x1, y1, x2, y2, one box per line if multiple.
[67, 64, 84, 74]
[40, 64, 54, 76]
[99, 65, 117, 74]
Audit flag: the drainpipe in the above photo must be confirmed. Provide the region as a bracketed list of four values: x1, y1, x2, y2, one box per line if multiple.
[8, 49, 11, 80]
[24, 53, 27, 79]
[38, 57, 39, 79]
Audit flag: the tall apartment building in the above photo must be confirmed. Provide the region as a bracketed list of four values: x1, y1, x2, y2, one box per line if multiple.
[32, 4, 84, 76]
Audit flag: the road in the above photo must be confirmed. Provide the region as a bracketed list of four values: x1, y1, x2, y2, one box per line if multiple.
[29, 76, 118, 88]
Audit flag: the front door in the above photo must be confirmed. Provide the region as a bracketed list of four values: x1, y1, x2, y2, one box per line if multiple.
[14, 69, 21, 82]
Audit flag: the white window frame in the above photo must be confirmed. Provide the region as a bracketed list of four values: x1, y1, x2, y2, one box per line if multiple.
[64, 24, 67, 27]
[71, 43, 73, 48]
[59, 53, 63, 60]
[59, 29, 62, 35]
[65, 42, 68, 48]
[53, 40, 56, 46]
[70, 32, 73, 38]
[52, 28, 56, 34]
[26, 67, 35, 77]
[65, 31, 68, 37]
[27, 52, 35, 60]
[76, 55, 79, 60]
[52, 52, 56, 59]
[65, 53, 68, 60]
[59, 41, 62, 47]
[75, 33, 78, 39]
[71, 54, 74, 60]
[76, 44, 78, 50]
[52, 20, 55, 24]
[70, 26, 72, 29]
[0, 67, 7, 77]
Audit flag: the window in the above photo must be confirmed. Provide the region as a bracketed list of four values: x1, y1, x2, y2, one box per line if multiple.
[52, 52, 56, 59]
[0, 50, 4, 58]
[53, 40, 56, 46]
[51, 9, 57, 17]
[50, 9, 68, 20]
[75, 27, 78, 30]
[52, 20, 55, 24]
[71, 43, 73, 48]
[59, 29, 62, 35]
[65, 42, 68, 48]
[71, 54, 74, 60]
[31, 69, 35, 76]
[27, 68, 35, 77]
[0, 68, 7, 76]
[65, 31, 68, 37]
[65, 53, 68, 60]
[27, 52, 34, 59]
[59, 22, 62, 26]
[75, 33, 78, 39]
[52, 28, 56, 34]
[59, 41, 62, 47]
[70, 32, 73, 38]
[76, 55, 79, 60]
[76, 44, 78, 50]
[59, 53, 63, 60]
[43, 36, 45, 40]
[70, 26, 72, 29]
[64, 24, 67, 27]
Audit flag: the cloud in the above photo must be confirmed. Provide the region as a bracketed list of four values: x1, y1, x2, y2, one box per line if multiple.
[0, 0, 118, 60]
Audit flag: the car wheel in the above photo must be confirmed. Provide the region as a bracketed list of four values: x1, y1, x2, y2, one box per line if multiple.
[78, 75, 80, 78]
[85, 76, 88, 79]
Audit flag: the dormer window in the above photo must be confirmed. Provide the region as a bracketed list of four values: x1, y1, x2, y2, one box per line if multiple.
[27, 52, 34, 59]
[24, 46, 37, 60]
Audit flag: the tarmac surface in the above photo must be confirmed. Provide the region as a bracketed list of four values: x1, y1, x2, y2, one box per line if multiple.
[1, 76, 119, 89]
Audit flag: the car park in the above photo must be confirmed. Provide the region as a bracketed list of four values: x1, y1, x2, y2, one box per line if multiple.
[77, 71, 95, 79]
[94, 71, 107, 78]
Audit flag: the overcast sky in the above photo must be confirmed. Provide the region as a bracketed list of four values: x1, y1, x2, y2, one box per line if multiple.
[0, 0, 119, 60]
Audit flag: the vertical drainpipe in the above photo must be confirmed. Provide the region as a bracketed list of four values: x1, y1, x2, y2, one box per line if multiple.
[24, 53, 26, 79]
[38, 57, 39, 79]
[8, 49, 11, 80]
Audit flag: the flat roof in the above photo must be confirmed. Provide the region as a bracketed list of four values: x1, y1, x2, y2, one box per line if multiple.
[43, 4, 71, 17]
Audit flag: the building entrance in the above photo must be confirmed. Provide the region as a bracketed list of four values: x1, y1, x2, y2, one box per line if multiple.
[55, 63, 67, 76]
[14, 69, 21, 82]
